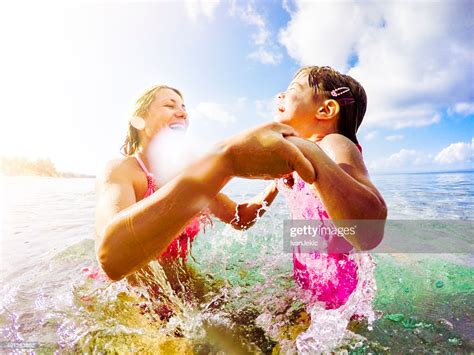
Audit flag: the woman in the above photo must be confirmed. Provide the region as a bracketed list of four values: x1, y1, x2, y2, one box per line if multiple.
[95, 84, 315, 282]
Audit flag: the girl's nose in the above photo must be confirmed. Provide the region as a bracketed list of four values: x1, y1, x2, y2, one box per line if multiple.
[277, 92, 285, 99]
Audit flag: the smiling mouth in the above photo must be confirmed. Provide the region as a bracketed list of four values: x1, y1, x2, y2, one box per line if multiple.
[277, 106, 285, 113]
[168, 122, 187, 131]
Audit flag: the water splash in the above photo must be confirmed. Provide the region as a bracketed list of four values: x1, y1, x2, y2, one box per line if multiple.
[1, 175, 472, 353]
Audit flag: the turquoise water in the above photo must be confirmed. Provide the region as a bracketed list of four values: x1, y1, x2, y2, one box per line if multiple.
[0, 172, 473, 353]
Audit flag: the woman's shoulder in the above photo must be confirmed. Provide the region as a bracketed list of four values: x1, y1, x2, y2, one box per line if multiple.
[99, 156, 142, 183]
[96, 156, 149, 200]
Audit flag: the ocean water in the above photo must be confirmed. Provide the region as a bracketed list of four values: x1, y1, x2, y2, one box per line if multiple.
[0, 172, 473, 353]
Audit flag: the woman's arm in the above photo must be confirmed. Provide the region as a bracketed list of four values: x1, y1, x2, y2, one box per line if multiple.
[287, 134, 387, 251]
[95, 123, 316, 281]
[209, 182, 278, 230]
[96, 151, 231, 281]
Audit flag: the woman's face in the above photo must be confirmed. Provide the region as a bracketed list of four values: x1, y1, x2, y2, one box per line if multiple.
[144, 88, 188, 138]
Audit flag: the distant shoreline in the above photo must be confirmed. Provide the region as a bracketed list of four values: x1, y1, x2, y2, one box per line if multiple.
[0, 156, 95, 179]
[2, 154, 472, 179]
[3, 169, 473, 180]
[371, 169, 474, 176]
[2, 173, 96, 179]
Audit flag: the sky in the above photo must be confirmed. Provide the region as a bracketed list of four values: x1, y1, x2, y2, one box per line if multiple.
[0, 0, 472, 175]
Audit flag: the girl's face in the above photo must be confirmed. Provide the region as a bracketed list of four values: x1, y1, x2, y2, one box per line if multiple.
[275, 74, 320, 138]
[144, 88, 188, 138]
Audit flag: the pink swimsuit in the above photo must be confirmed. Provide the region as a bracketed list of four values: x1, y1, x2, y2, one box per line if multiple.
[278, 174, 358, 310]
[277, 144, 363, 310]
[134, 154, 202, 260]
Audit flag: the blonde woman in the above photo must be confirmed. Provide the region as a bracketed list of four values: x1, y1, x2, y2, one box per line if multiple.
[95, 85, 315, 282]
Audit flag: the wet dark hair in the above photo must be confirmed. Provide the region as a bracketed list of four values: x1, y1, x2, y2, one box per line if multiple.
[295, 66, 367, 145]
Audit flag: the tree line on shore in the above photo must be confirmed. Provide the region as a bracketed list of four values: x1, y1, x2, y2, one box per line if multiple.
[0, 156, 93, 178]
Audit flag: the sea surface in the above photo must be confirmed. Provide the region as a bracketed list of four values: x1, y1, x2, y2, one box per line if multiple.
[1, 171, 473, 353]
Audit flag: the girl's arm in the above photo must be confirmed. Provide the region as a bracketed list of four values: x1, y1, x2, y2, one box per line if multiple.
[287, 134, 387, 251]
[208, 182, 278, 230]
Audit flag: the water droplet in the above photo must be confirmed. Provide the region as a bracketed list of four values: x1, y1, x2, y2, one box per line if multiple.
[437, 318, 453, 329]
[448, 337, 461, 346]
[434, 280, 444, 288]
[384, 313, 404, 322]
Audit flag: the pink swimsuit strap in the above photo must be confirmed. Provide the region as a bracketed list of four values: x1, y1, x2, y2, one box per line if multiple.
[134, 154, 157, 197]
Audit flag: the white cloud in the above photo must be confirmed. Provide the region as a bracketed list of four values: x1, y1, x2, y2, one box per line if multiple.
[255, 97, 278, 121]
[230, 1, 282, 65]
[237, 97, 248, 106]
[389, 149, 424, 166]
[185, 0, 220, 21]
[282, 0, 294, 14]
[449, 102, 474, 116]
[369, 148, 427, 172]
[280, 1, 368, 71]
[435, 139, 474, 164]
[363, 131, 377, 141]
[230, 1, 267, 44]
[279, 1, 474, 129]
[369, 139, 474, 172]
[248, 48, 282, 65]
[365, 105, 441, 129]
[189, 102, 236, 124]
[385, 135, 404, 141]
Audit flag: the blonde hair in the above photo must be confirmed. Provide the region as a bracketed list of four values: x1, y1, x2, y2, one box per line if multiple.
[121, 85, 183, 156]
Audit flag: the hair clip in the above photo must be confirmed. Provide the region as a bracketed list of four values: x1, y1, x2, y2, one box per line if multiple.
[330, 87, 351, 97]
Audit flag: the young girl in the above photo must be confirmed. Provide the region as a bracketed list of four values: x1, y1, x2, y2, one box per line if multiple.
[274, 66, 386, 310]
[270, 67, 387, 351]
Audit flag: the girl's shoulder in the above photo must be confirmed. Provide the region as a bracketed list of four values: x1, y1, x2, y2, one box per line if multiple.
[319, 133, 353, 147]
[319, 134, 362, 157]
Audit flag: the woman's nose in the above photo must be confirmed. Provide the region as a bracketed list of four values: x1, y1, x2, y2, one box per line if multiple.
[277, 92, 285, 99]
[177, 108, 187, 119]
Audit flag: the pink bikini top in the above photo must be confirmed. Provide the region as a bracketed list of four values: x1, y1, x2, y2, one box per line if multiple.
[134, 154, 204, 260]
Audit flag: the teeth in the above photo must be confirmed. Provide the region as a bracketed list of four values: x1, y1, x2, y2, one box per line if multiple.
[169, 123, 186, 130]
